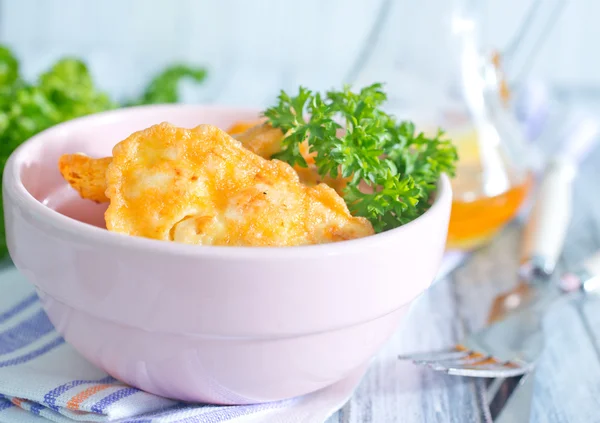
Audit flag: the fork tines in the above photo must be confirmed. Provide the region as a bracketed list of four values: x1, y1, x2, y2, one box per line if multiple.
[398, 344, 531, 378]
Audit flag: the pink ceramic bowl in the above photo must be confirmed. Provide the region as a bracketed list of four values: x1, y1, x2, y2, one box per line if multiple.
[3, 105, 452, 405]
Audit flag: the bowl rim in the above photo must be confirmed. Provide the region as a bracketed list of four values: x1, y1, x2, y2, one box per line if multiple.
[3, 103, 452, 259]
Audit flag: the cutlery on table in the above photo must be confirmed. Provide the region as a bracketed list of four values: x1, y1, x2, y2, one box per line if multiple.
[453, 248, 600, 422]
[486, 155, 576, 323]
[477, 246, 600, 422]
[398, 153, 578, 377]
[488, 111, 599, 323]
[468, 371, 535, 422]
[489, 371, 536, 422]
[398, 247, 600, 378]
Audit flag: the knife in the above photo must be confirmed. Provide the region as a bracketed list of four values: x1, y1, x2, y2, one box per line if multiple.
[486, 248, 600, 421]
[488, 113, 599, 323]
[491, 371, 536, 422]
[487, 155, 577, 323]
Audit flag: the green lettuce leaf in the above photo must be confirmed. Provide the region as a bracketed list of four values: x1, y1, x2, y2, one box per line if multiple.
[0, 46, 207, 258]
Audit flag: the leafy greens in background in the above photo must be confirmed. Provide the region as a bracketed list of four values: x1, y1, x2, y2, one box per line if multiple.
[127, 65, 207, 106]
[0, 45, 207, 257]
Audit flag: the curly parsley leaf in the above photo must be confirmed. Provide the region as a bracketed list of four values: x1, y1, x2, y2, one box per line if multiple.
[264, 83, 458, 232]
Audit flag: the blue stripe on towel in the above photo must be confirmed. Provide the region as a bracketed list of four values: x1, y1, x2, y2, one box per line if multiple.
[29, 402, 44, 415]
[0, 293, 38, 323]
[0, 336, 64, 368]
[0, 400, 13, 412]
[0, 309, 55, 356]
[29, 402, 45, 415]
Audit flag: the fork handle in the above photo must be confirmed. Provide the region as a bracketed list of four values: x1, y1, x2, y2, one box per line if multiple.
[520, 157, 577, 278]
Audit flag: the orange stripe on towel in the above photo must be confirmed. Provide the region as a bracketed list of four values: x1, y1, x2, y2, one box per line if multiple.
[66, 384, 113, 410]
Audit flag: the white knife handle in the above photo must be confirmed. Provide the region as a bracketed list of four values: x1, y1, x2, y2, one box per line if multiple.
[520, 157, 577, 278]
[560, 250, 600, 293]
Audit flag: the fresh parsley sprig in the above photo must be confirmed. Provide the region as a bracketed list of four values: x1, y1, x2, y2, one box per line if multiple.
[264, 83, 458, 232]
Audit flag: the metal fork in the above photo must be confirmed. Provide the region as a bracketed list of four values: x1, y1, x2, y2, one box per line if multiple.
[399, 156, 579, 377]
[399, 250, 600, 377]
[401, 287, 551, 377]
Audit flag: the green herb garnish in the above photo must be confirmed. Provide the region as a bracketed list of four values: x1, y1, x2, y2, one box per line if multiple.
[264, 83, 458, 232]
[0, 45, 207, 257]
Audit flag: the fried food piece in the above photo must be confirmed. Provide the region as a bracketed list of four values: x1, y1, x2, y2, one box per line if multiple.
[233, 122, 285, 158]
[58, 121, 348, 204]
[294, 165, 349, 192]
[58, 122, 285, 203]
[58, 154, 112, 203]
[104, 123, 373, 246]
[227, 119, 265, 135]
